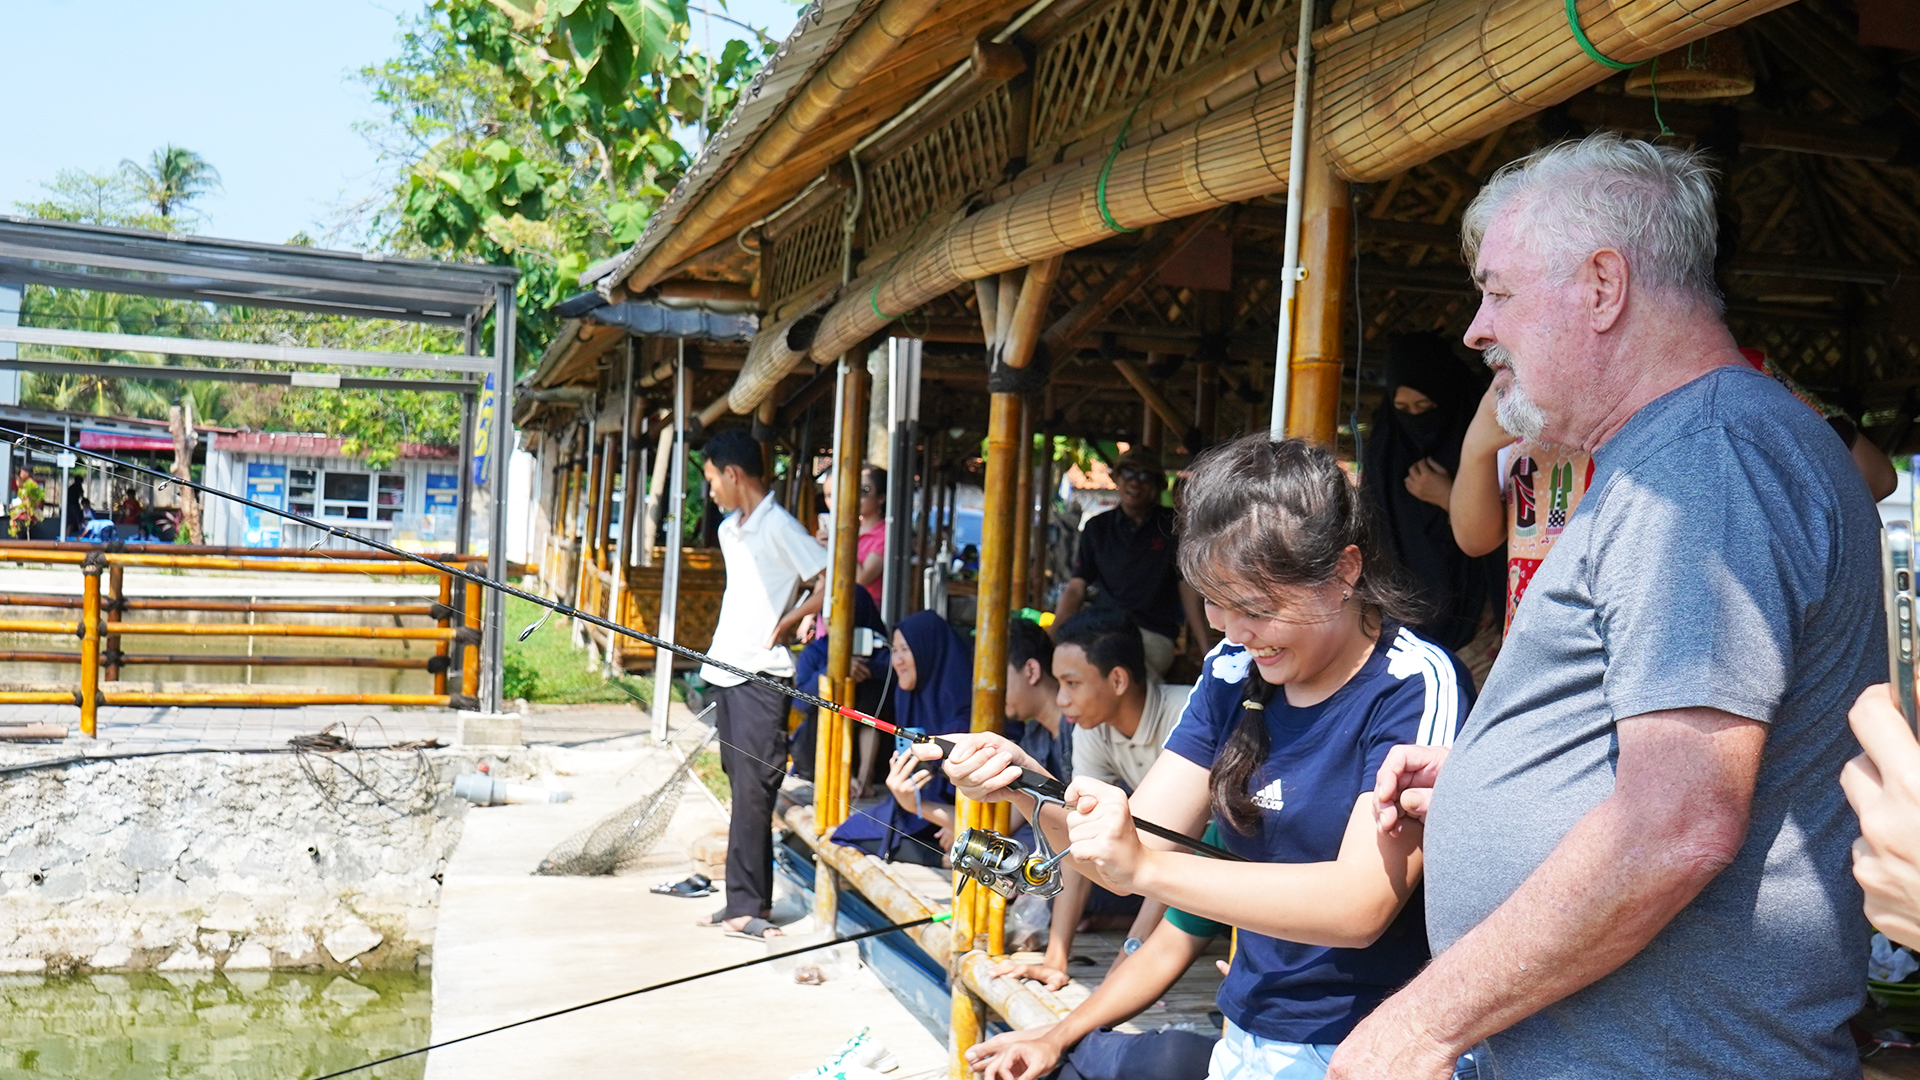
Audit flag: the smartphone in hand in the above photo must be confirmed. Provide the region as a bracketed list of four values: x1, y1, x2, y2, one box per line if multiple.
[1881, 522, 1918, 734]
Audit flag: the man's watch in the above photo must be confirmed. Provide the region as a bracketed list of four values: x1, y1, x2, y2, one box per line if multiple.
[1122, 937, 1144, 956]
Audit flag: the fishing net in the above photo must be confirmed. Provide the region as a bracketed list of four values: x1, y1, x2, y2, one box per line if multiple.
[534, 728, 716, 876]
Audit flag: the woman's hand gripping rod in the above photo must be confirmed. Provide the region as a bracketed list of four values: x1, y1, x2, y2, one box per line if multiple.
[1, 427, 1238, 867]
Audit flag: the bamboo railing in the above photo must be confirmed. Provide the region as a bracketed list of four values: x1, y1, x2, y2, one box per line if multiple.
[0, 543, 482, 735]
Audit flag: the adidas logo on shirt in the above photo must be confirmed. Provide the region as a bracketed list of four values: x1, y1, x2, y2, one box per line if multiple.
[1252, 778, 1284, 811]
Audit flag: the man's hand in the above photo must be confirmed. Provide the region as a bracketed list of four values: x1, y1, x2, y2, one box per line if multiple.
[849, 657, 871, 683]
[1462, 381, 1518, 460]
[1063, 777, 1145, 894]
[966, 1024, 1066, 1080]
[1374, 744, 1449, 837]
[1405, 458, 1454, 510]
[1843, 683, 1920, 949]
[913, 731, 1046, 804]
[1326, 1001, 1459, 1080]
[988, 958, 1071, 991]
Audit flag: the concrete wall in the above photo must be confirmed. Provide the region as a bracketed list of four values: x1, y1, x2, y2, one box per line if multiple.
[0, 747, 550, 974]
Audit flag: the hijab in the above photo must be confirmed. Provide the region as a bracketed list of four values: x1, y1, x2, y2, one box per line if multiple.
[830, 609, 974, 861]
[1361, 332, 1499, 650]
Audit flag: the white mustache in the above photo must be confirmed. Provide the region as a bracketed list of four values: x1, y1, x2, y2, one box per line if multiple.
[1482, 344, 1513, 373]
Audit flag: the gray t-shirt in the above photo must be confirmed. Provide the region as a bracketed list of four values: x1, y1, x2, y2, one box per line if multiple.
[1425, 365, 1879, 1079]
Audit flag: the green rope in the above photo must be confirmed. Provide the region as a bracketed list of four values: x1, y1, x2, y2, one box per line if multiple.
[1097, 100, 1147, 234]
[1565, 0, 1635, 70]
[1648, 56, 1674, 137]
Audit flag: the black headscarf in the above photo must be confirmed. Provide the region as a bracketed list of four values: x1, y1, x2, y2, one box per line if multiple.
[1361, 332, 1500, 650]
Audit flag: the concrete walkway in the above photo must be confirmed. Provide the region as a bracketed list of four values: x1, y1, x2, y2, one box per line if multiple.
[0, 701, 666, 750]
[423, 711, 946, 1080]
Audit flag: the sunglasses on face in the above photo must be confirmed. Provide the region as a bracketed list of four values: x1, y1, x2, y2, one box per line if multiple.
[1117, 468, 1158, 484]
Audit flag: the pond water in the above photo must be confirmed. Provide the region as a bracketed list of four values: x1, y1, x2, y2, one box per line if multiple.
[0, 970, 430, 1079]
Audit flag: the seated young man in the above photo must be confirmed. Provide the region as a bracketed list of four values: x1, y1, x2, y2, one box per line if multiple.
[995, 607, 1193, 990]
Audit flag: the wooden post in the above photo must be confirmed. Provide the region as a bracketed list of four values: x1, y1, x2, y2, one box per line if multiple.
[1009, 408, 1034, 619]
[462, 578, 482, 702]
[574, 434, 602, 618]
[816, 356, 869, 929]
[953, 255, 1057, 1079]
[1285, 139, 1351, 446]
[1029, 428, 1052, 608]
[103, 565, 123, 682]
[79, 561, 100, 737]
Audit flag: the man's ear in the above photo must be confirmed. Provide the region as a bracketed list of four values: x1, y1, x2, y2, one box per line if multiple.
[1107, 664, 1132, 698]
[1020, 658, 1042, 687]
[1588, 248, 1629, 333]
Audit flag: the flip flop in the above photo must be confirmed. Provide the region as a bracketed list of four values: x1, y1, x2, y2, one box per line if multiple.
[724, 916, 782, 941]
[651, 874, 715, 898]
[697, 907, 729, 928]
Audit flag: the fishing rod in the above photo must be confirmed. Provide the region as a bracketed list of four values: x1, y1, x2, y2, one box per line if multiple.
[1, 428, 1244, 878]
[309, 911, 953, 1079]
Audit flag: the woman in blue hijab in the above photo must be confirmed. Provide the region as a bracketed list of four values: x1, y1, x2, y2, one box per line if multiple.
[831, 610, 972, 865]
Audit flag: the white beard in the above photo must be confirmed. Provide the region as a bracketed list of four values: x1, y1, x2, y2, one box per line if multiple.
[1484, 344, 1549, 441]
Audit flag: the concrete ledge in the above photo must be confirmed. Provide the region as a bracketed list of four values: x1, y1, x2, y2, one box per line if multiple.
[456, 712, 523, 747]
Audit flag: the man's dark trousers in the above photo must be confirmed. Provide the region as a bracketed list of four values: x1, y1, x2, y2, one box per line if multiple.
[713, 676, 791, 921]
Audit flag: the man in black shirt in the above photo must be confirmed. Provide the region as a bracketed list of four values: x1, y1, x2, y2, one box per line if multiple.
[1053, 446, 1209, 674]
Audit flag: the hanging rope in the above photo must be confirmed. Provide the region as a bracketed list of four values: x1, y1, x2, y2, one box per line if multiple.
[1096, 100, 1148, 234]
[1564, 0, 1635, 70]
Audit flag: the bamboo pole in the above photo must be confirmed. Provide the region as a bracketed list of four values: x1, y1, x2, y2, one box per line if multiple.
[462, 579, 482, 701]
[102, 622, 461, 640]
[80, 564, 100, 737]
[575, 433, 602, 613]
[0, 618, 81, 634]
[1285, 140, 1351, 445]
[817, 356, 870, 928]
[102, 654, 441, 670]
[0, 692, 80, 705]
[1009, 413, 1033, 617]
[1112, 361, 1189, 436]
[0, 539, 487, 561]
[100, 692, 453, 707]
[781, 0, 1790, 369]
[620, 0, 948, 296]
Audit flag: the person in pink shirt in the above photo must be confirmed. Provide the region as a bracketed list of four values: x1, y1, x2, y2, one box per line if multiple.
[855, 465, 887, 606]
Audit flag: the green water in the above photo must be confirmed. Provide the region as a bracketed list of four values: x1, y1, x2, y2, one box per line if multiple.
[0, 970, 430, 1079]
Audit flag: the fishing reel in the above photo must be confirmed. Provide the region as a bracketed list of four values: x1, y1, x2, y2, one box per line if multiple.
[949, 826, 1067, 900]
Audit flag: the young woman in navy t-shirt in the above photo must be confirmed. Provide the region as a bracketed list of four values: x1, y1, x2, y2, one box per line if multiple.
[926, 436, 1472, 1080]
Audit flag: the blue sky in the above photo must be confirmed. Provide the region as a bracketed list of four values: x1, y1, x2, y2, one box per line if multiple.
[1, 0, 802, 249]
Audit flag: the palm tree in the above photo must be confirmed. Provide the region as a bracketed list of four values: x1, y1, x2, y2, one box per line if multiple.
[119, 146, 221, 221]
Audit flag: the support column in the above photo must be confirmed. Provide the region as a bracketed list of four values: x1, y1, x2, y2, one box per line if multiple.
[483, 283, 516, 713]
[1008, 406, 1034, 617]
[103, 566, 123, 682]
[816, 354, 869, 928]
[953, 256, 1058, 1080]
[650, 343, 689, 741]
[1284, 141, 1351, 446]
[80, 560, 100, 737]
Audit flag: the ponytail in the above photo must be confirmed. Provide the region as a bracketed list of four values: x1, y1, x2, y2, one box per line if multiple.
[1212, 677, 1277, 834]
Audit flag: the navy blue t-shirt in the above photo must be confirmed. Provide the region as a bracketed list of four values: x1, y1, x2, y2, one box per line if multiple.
[1162, 626, 1472, 1044]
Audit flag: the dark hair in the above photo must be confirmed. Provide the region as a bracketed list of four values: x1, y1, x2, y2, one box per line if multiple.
[862, 464, 888, 496]
[1007, 615, 1054, 676]
[1052, 606, 1146, 688]
[1177, 435, 1425, 834]
[701, 429, 763, 478]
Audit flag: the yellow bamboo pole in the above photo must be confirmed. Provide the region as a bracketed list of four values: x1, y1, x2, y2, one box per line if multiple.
[462, 579, 483, 701]
[1285, 138, 1351, 446]
[0, 692, 80, 705]
[104, 565, 123, 682]
[100, 692, 453, 707]
[101, 622, 460, 640]
[79, 563, 100, 737]
[0, 618, 81, 634]
[817, 359, 870, 927]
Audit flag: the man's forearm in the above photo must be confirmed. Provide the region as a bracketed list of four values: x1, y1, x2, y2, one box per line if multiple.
[1053, 578, 1088, 626]
[1053, 927, 1209, 1046]
[1368, 792, 1739, 1054]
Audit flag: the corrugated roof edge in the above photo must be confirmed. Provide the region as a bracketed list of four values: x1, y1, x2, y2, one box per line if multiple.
[586, 0, 879, 297]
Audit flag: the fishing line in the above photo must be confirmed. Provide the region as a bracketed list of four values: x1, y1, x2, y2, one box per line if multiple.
[307, 912, 954, 1080]
[0, 427, 1239, 862]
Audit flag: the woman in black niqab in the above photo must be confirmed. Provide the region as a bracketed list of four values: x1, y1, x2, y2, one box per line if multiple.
[1360, 332, 1501, 651]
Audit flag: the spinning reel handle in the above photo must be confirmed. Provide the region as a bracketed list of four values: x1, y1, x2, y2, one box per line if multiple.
[926, 737, 1068, 803]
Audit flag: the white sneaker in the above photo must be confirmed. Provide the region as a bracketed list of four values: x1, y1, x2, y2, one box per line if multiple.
[786, 1028, 898, 1079]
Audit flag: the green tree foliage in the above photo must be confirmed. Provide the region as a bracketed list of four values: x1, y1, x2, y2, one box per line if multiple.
[14, 168, 173, 232]
[359, 0, 770, 353]
[118, 146, 222, 222]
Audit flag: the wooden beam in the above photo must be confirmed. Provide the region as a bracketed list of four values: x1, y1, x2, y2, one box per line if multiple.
[1112, 360, 1189, 437]
[998, 257, 1062, 369]
[1563, 95, 1903, 162]
[1037, 211, 1224, 361]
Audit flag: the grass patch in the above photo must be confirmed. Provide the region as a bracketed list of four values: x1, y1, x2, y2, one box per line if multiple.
[690, 748, 729, 804]
[501, 593, 676, 706]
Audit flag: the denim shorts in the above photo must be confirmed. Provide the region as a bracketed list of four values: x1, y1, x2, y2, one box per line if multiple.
[1207, 1020, 1481, 1080]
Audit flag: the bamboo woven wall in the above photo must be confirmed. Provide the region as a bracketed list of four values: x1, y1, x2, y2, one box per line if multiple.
[764, 194, 849, 309]
[865, 85, 1018, 247]
[788, 0, 1800, 369]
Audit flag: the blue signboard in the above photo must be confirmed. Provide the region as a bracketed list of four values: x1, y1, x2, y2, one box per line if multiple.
[243, 463, 286, 547]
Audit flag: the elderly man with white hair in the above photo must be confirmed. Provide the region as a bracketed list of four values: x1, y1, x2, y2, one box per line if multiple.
[1339, 133, 1882, 1079]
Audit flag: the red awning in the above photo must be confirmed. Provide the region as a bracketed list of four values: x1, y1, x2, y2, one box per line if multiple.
[77, 430, 175, 452]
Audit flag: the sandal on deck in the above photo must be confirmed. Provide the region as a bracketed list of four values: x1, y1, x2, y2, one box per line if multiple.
[651, 874, 715, 898]
[725, 916, 782, 941]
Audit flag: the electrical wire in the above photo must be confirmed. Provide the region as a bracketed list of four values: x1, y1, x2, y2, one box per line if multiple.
[307, 912, 953, 1080]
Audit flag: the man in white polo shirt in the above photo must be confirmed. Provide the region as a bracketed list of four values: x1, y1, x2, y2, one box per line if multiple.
[692, 429, 827, 940]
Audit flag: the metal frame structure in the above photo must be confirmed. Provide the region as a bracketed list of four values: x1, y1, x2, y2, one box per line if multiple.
[0, 215, 519, 712]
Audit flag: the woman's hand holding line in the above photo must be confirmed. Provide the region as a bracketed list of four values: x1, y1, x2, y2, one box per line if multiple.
[1063, 777, 1147, 895]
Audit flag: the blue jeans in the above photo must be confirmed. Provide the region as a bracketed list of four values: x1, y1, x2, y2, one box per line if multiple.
[1206, 1021, 1480, 1080]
